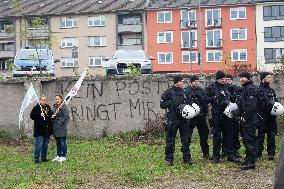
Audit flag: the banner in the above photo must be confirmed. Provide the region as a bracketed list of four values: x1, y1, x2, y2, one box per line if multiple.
[19, 83, 39, 129]
[64, 68, 88, 105]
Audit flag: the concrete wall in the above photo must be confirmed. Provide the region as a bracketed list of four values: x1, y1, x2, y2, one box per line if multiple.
[1, 74, 284, 138]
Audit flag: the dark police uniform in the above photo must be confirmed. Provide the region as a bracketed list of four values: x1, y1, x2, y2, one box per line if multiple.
[226, 83, 242, 157]
[257, 82, 278, 160]
[160, 85, 191, 165]
[206, 81, 236, 162]
[274, 136, 284, 189]
[236, 80, 258, 169]
[184, 85, 209, 158]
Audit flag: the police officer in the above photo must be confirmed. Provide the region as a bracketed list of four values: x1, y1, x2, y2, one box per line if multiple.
[274, 136, 284, 189]
[257, 72, 278, 160]
[225, 74, 241, 158]
[184, 75, 210, 159]
[206, 71, 239, 163]
[160, 75, 192, 166]
[237, 72, 258, 170]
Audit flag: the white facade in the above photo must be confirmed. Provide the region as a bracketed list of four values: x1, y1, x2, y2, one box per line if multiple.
[256, 3, 284, 72]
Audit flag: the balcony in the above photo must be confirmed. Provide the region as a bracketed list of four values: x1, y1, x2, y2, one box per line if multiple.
[117, 24, 142, 33]
[27, 26, 50, 38]
[0, 50, 14, 58]
[0, 31, 14, 39]
[117, 44, 143, 50]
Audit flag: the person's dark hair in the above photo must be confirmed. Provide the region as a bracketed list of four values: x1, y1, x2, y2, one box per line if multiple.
[55, 94, 64, 101]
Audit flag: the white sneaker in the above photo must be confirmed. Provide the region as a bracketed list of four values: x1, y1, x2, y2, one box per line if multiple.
[52, 156, 60, 162]
[58, 157, 66, 162]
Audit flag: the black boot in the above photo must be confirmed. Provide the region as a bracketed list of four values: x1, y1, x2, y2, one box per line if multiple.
[227, 156, 240, 164]
[184, 159, 193, 165]
[268, 155, 275, 161]
[241, 161, 255, 170]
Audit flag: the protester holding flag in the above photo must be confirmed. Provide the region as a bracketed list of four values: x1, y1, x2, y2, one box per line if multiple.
[52, 94, 70, 163]
[30, 95, 53, 164]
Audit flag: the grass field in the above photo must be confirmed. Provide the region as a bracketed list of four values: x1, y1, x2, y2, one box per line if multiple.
[0, 131, 281, 189]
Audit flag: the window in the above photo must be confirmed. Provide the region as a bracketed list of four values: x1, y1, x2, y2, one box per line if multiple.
[158, 52, 173, 64]
[88, 16, 106, 27]
[231, 49, 247, 61]
[157, 11, 172, 23]
[180, 10, 196, 28]
[206, 9, 221, 27]
[0, 60, 5, 70]
[264, 48, 284, 64]
[89, 36, 106, 46]
[206, 29, 222, 47]
[89, 56, 107, 66]
[263, 5, 284, 21]
[118, 15, 141, 25]
[157, 31, 173, 43]
[60, 17, 78, 28]
[230, 7, 246, 20]
[206, 50, 222, 62]
[1, 42, 14, 51]
[231, 28, 247, 40]
[61, 57, 78, 67]
[60, 38, 78, 48]
[264, 26, 284, 42]
[181, 31, 197, 48]
[182, 51, 198, 63]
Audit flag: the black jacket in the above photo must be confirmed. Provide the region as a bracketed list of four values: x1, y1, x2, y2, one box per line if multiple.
[237, 80, 258, 120]
[226, 84, 241, 103]
[160, 85, 187, 121]
[257, 82, 278, 115]
[30, 104, 53, 137]
[206, 81, 230, 113]
[184, 86, 208, 115]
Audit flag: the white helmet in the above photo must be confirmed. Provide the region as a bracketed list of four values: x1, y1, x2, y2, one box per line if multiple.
[223, 102, 238, 118]
[191, 103, 201, 116]
[180, 104, 196, 119]
[270, 102, 284, 116]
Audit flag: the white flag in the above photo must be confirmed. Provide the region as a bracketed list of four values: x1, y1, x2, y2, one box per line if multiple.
[19, 83, 39, 129]
[64, 68, 87, 105]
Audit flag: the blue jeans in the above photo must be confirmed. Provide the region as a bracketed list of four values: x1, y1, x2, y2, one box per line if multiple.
[55, 137, 67, 157]
[34, 136, 50, 160]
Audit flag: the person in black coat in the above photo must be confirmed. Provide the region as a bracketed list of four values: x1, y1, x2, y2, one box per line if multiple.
[237, 72, 258, 170]
[160, 75, 192, 166]
[184, 75, 210, 159]
[30, 96, 53, 163]
[257, 72, 278, 161]
[206, 71, 239, 163]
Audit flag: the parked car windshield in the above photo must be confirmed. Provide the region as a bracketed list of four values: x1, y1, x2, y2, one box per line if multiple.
[17, 49, 51, 60]
[113, 50, 146, 60]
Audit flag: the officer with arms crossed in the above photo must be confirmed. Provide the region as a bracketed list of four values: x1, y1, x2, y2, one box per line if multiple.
[160, 75, 192, 166]
[184, 75, 210, 159]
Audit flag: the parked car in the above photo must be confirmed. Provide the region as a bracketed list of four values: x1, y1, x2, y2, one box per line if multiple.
[12, 48, 59, 77]
[103, 50, 154, 75]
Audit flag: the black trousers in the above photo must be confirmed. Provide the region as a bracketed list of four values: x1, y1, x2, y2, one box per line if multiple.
[212, 112, 234, 158]
[190, 114, 209, 155]
[257, 114, 277, 157]
[240, 115, 257, 163]
[165, 119, 191, 162]
[232, 118, 241, 153]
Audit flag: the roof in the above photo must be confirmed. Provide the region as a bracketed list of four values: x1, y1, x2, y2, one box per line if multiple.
[0, 0, 147, 17]
[146, 0, 284, 9]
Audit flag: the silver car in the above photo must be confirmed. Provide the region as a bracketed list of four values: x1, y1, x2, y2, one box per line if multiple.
[104, 50, 153, 75]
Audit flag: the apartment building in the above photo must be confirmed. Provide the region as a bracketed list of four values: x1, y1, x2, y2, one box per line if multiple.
[146, 0, 257, 74]
[0, 0, 147, 77]
[256, 1, 284, 71]
[0, 18, 14, 72]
